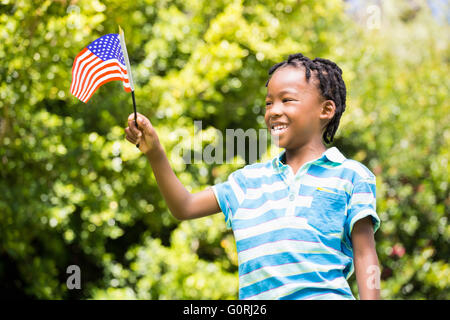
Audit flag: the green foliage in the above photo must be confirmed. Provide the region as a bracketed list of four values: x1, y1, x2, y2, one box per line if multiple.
[0, 0, 448, 299]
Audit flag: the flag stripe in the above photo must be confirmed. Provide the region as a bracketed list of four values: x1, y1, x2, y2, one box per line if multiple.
[80, 69, 129, 102]
[78, 61, 129, 101]
[71, 52, 97, 96]
[82, 74, 129, 103]
[73, 57, 104, 97]
[70, 48, 90, 93]
[75, 56, 128, 98]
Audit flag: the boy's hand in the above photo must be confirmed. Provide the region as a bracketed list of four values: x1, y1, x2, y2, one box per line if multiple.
[125, 112, 160, 155]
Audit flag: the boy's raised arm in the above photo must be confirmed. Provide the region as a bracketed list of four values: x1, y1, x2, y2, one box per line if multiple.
[125, 113, 221, 220]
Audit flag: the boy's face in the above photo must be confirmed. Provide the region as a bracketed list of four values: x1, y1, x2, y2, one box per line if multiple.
[264, 65, 333, 150]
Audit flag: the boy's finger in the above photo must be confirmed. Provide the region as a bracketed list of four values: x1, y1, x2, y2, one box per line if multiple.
[129, 112, 145, 125]
[128, 117, 141, 136]
[125, 127, 137, 141]
[137, 116, 152, 134]
[125, 134, 136, 145]
[128, 112, 143, 122]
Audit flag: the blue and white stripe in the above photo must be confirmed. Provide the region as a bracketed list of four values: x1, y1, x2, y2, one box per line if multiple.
[212, 147, 380, 300]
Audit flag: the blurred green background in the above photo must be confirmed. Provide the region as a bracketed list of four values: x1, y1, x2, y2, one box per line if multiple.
[0, 0, 448, 299]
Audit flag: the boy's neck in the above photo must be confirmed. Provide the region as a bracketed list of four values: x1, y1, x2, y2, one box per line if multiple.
[284, 142, 327, 175]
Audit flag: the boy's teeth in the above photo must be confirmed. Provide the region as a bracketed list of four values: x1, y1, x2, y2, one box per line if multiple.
[272, 125, 287, 131]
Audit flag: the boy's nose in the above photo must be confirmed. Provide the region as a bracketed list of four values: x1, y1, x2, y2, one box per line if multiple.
[268, 102, 284, 117]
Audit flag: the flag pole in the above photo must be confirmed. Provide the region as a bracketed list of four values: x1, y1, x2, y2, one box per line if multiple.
[119, 26, 139, 147]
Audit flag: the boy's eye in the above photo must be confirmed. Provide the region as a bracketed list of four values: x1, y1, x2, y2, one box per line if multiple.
[265, 101, 272, 106]
[283, 98, 295, 103]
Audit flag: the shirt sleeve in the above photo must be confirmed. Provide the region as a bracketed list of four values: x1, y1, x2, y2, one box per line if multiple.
[344, 176, 381, 246]
[211, 169, 246, 229]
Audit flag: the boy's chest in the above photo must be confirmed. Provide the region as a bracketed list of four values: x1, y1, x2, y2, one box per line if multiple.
[233, 176, 351, 238]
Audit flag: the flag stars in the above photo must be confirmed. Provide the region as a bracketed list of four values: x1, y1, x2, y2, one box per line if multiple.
[86, 33, 125, 62]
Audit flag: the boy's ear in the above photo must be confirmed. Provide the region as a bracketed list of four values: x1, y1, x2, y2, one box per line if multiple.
[319, 100, 336, 127]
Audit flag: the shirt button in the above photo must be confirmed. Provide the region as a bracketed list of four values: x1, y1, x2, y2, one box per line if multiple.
[289, 193, 295, 201]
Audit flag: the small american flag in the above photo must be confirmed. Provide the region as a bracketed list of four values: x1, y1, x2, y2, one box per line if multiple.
[70, 34, 131, 103]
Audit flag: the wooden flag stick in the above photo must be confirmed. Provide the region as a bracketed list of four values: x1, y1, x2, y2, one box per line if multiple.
[118, 26, 140, 148]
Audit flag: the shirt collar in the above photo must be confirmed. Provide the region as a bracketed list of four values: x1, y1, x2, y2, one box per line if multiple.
[323, 146, 346, 164]
[272, 146, 346, 170]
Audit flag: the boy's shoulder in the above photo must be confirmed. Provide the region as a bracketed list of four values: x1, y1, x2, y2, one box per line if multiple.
[341, 158, 376, 183]
[242, 160, 272, 171]
[232, 157, 272, 171]
[234, 158, 275, 176]
[231, 160, 273, 180]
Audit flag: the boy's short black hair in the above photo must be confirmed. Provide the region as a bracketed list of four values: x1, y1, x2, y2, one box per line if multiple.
[265, 53, 347, 144]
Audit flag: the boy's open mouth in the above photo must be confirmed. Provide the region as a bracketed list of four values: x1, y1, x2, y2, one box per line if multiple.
[271, 123, 289, 135]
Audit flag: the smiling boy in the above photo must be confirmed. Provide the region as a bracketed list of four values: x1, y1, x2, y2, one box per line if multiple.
[125, 53, 381, 300]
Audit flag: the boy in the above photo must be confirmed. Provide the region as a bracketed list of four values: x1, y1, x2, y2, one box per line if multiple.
[124, 53, 381, 300]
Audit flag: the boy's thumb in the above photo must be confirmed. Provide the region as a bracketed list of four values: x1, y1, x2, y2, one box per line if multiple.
[137, 117, 150, 133]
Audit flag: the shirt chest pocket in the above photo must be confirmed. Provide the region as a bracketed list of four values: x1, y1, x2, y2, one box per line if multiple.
[307, 190, 347, 235]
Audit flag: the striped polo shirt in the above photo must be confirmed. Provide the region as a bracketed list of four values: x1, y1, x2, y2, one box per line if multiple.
[212, 146, 380, 300]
